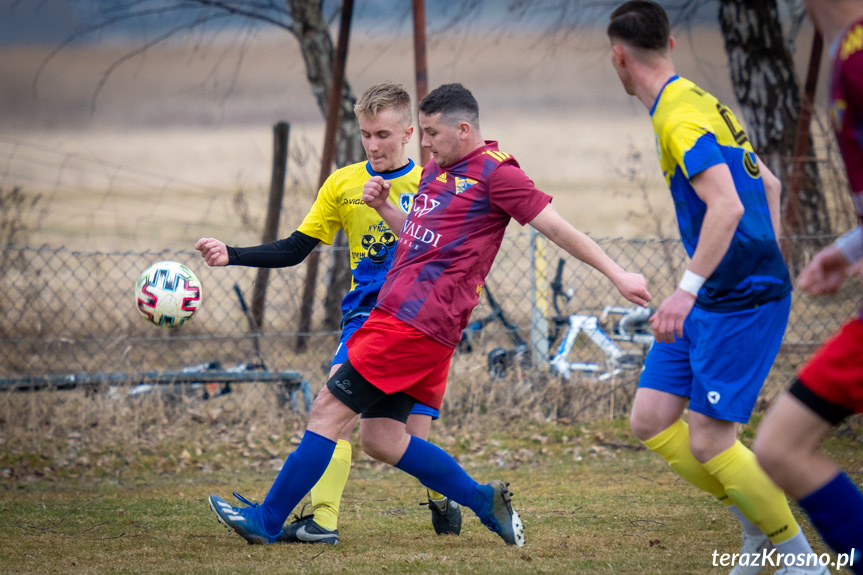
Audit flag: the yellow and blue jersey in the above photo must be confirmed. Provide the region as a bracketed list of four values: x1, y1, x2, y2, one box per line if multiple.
[298, 160, 419, 317]
[652, 75, 790, 311]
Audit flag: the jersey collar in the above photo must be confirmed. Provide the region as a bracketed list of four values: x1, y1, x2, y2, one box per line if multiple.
[366, 159, 416, 179]
[650, 74, 680, 117]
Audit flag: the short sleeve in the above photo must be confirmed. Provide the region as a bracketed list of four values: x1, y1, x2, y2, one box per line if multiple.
[665, 107, 725, 181]
[297, 172, 343, 245]
[488, 163, 552, 226]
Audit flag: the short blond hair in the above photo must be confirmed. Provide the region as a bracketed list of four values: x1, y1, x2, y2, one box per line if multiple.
[354, 83, 412, 127]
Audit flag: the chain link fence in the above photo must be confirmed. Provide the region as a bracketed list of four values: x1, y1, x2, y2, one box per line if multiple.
[1, 233, 860, 428]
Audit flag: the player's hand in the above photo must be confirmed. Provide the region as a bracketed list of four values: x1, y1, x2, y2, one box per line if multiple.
[195, 237, 229, 267]
[613, 271, 652, 307]
[797, 245, 851, 295]
[649, 288, 695, 344]
[362, 176, 390, 210]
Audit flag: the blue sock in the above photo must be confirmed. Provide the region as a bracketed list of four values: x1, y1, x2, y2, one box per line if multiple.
[798, 472, 863, 574]
[394, 436, 494, 519]
[260, 430, 336, 535]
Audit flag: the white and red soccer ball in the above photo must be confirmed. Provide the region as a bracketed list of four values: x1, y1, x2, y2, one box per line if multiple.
[135, 260, 202, 328]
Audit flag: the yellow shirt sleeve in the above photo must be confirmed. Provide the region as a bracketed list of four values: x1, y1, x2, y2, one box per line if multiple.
[297, 171, 344, 245]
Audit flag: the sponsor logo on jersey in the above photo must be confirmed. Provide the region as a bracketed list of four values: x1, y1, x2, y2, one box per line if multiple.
[413, 194, 441, 218]
[400, 221, 442, 248]
[362, 230, 397, 264]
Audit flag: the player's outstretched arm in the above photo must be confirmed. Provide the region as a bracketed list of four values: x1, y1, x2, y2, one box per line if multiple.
[529, 203, 651, 307]
[195, 237, 229, 267]
[194, 232, 320, 269]
[363, 176, 407, 232]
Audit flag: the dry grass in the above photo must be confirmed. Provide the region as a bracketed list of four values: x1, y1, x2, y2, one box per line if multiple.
[2, 411, 859, 575]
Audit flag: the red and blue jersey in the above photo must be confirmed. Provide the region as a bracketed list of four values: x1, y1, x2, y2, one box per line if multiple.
[376, 141, 551, 348]
[830, 19, 863, 320]
[830, 19, 863, 228]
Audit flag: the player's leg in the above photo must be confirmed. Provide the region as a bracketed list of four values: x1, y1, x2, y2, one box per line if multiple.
[632, 302, 803, 574]
[207, 362, 371, 545]
[689, 295, 826, 572]
[406, 406, 462, 535]
[295, 315, 368, 541]
[358, 399, 523, 546]
[754, 319, 863, 572]
[343, 309, 523, 546]
[631, 331, 732, 505]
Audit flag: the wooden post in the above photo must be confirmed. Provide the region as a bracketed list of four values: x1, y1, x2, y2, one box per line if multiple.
[297, 0, 354, 350]
[250, 121, 289, 330]
[412, 0, 430, 166]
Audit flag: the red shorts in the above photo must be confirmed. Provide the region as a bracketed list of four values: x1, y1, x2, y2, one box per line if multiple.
[346, 309, 454, 410]
[796, 319, 863, 419]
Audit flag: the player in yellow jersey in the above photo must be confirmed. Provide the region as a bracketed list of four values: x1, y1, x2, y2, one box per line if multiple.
[608, 2, 828, 573]
[195, 83, 461, 544]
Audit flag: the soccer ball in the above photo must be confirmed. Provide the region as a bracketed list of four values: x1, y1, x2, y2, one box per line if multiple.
[135, 260, 202, 328]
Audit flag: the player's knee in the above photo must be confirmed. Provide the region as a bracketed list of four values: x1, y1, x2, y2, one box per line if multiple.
[752, 437, 788, 485]
[630, 410, 661, 442]
[689, 439, 721, 464]
[359, 433, 392, 463]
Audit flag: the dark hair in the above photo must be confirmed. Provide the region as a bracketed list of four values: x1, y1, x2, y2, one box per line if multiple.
[607, 1, 670, 51]
[418, 83, 479, 127]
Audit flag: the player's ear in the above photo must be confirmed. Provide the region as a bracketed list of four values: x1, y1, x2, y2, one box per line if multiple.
[403, 125, 413, 144]
[668, 36, 676, 52]
[612, 43, 626, 67]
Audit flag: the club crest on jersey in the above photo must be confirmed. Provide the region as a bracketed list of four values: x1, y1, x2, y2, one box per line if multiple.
[399, 192, 415, 214]
[455, 176, 477, 195]
[412, 193, 440, 218]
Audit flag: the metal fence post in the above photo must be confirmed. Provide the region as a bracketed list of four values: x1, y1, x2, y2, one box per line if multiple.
[530, 227, 549, 367]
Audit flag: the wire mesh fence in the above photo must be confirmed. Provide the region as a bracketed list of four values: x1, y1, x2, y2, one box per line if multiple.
[1, 233, 859, 429]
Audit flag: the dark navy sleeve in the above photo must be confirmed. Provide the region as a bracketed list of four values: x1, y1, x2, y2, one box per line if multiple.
[227, 231, 320, 268]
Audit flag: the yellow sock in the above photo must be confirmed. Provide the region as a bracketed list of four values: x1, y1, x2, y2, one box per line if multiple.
[643, 419, 729, 502]
[703, 440, 800, 544]
[427, 489, 444, 500]
[310, 439, 352, 531]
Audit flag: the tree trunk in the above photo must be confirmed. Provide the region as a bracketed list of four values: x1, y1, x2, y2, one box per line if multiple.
[288, 0, 359, 330]
[717, 0, 830, 237]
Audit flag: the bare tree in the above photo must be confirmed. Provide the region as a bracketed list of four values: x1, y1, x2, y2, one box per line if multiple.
[717, 0, 829, 237]
[37, 0, 362, 330]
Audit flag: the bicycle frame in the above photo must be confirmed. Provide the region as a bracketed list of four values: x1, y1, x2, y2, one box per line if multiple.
[549, 314, 624, 381]
[548, 258, 653, 381]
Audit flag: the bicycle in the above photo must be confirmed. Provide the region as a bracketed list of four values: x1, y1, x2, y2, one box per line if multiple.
[459, 284, 529, 378]
[547, 258, 654, 381]
[459, 258, 654, 381]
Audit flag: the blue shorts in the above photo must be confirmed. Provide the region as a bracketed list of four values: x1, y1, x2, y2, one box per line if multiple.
[638, 294, 791, 423]
[333, 313, 440, 420]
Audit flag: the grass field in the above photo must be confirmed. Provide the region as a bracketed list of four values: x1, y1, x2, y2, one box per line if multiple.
[3, 415, 861, 575]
